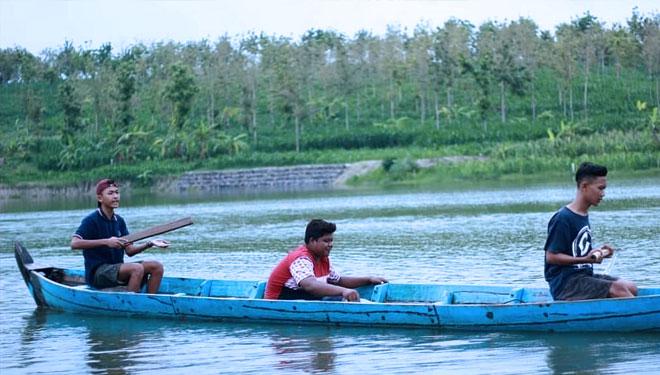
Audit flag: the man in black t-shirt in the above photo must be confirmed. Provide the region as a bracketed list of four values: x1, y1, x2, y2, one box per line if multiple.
[544, 162, 637, 300]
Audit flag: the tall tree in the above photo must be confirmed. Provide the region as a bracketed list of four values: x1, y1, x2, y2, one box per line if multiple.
[380, 27, 407, 120]
[506, 18, 541, 121]
[333, 33, 356, 130]
[605, 24, 639, 105]
[630, 12, 660, 107]
[210, 37, 239, 129]
[430, 19, 472, 128]
[409, 25, 433, 126]
[265, 37, 305, 152]
[554, 23, 579, 120]
[571, 13, 605, 120]
[476, 21, 528, 123]
[163, 62, 199, 130]
[58, 79, 82, 145]
[115, 54, 137, 130]
[239, 33, 261, 144]
[349, 30, 377, 125]
[12, 49, 44, 128]
[462, 52, 494, 129]
[88, 43, 114, 133]
[299, 29, 334, 128]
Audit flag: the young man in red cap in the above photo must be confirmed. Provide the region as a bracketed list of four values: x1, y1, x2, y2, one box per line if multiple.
[71, 179, 169, 293]
[265, 219, 387, 301]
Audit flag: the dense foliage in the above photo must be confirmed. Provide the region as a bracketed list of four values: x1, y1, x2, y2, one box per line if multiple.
[1, 11, 659, 185]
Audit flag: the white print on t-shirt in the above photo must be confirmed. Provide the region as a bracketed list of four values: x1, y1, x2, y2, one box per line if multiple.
[284, 256, 340, 289]
[572, 225, 593, 269]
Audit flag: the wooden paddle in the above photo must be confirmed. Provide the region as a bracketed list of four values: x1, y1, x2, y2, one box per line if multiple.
[120, 217, 193, 243]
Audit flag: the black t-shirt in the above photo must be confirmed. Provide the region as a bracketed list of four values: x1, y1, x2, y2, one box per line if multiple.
[73, 209, 129, 285]
[544, 206, 594, 298]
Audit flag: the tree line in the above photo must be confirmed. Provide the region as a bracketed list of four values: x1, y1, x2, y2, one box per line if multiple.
[1, 10, 659, 172]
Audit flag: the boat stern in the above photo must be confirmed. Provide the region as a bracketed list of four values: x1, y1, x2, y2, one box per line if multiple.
[14, 241, 56, 308]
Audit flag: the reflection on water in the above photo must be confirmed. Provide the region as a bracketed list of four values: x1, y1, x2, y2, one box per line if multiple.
[543, 332, 660, 375]
[269, 326, 337, 373]
[1, 179, 659, 374]
[19, 310, 156, 374]
[85, 317, 144, 375]
[18, 310, 660, 375]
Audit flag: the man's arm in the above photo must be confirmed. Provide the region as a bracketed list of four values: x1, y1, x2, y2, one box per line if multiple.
[71, 236, 168, 256]
[124, 242, 152, 257]
[123, 239, 169, 256]
[71, 215, 128, 251]
[71, 236, 126, 250]
[545, 249, 607, 265]
[298, 277, 360, 301]
[335, 276, 388, 289]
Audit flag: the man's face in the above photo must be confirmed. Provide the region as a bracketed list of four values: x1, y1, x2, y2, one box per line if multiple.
[581, 176, 607, 206]
[308, 233, 334, 258]
[97, 185, 120, 209]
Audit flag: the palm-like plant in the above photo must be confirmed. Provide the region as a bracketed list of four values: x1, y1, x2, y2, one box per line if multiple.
[113, 126, 151, 162]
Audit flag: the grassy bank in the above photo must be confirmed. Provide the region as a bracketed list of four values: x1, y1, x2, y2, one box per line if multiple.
[0, 141, 482, 187]
[348, 129, 660, 188]
[2, 127, 658, 191]
[350, 156, 660, 190]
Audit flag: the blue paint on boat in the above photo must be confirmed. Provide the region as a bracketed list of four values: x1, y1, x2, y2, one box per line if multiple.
[15, 242, 660, 332]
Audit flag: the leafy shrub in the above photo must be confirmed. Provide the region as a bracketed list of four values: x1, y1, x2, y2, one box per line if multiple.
[387, 156, 419, 180]
[381, 157, 395, 172]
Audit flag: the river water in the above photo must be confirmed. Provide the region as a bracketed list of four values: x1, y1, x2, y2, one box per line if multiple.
[1, 178, 659, 374]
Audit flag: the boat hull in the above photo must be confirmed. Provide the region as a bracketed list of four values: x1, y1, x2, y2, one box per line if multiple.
[15, 242, 660, 332]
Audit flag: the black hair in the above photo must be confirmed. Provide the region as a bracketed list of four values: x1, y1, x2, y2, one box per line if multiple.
[575, 162, 607, 187]
[304, 219, 336, 244]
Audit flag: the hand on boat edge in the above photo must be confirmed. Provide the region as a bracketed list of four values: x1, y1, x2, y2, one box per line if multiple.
[342, 289, 360, 302]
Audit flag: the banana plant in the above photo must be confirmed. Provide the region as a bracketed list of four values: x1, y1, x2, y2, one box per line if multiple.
[113, 126, 151, 162]
[635, 101, 659, 146]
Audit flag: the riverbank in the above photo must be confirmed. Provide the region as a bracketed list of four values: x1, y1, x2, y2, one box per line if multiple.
[350, 156, 660, 189]
[2, 160, 657, 207]
[0, 156, 488, 200]
[2, 129, 658, 200]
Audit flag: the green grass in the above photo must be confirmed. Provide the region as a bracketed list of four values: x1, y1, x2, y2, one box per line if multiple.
[3, 128, 658, 190]
[347, 129, 660, 188]
[0, 145, 470, 187]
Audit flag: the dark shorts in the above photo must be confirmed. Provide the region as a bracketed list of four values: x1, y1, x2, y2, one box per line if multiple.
[555, 273, 618, 301]
[92, 263, 124, 289]
[92, 262, 144, 289]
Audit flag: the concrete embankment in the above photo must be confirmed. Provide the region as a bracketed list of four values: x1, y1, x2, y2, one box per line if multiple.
[169, 163, 349, 193]
[162, 160, 383, 193]
[0, 162, 380, 200]
[0, 156, 484, 200]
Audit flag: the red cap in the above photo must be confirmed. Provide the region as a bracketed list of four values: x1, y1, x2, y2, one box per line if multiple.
[95, 179, 117, 195]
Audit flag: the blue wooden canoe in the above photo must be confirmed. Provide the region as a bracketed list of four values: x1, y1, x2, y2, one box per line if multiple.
[15, 242, 660, 332]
